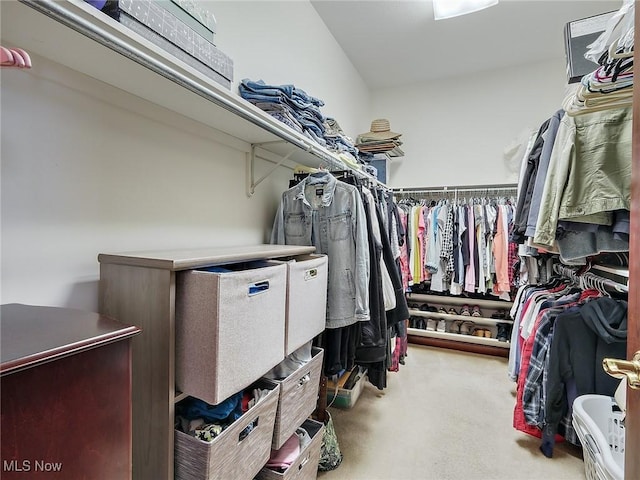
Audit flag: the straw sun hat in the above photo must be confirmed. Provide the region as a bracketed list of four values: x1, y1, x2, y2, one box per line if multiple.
[359, 118, 402, 140]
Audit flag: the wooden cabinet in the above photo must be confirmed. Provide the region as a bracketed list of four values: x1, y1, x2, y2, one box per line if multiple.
[0, 304, 140, 480]
[97, 244, 315, 480]
[406, 293, 513, 357]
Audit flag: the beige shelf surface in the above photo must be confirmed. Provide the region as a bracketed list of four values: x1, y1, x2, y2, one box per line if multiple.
[407, 328, 511, 349]
[407, 308, 513, 326]
[407, 292, 512, 310]
[98, 244, 316, 270]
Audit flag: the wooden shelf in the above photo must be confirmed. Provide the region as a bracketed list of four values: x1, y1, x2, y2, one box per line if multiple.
[1, 0, 382, 188]
[407, 327, 511, 350]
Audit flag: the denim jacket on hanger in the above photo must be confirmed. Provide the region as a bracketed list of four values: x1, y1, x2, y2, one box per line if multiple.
[271, 172, 370, 328]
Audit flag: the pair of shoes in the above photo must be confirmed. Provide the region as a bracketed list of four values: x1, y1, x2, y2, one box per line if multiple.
[436, 319, 447, 332]
[460, 305, 471, 316]
[496, 323, 511, 342]
[472, 328, 492, 338]
[420, 304, 438, 313]
[426, 318, 437, 331]
[491, 309, 509, 320]
[471, 305, 483, 317]
[437, 307, 447, 314]
[410, 316, 427, 329]
[447, 307, 458, 315]
[458, 320, 475, 335]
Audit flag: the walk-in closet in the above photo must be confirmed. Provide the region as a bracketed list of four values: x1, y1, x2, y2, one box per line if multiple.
[1, 1, 639, 479]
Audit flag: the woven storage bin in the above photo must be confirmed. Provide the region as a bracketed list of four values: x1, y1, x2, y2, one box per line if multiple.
[176, 262, 287, 405]
[572, 394, 625, 480]
[264, 347, 324, 449]
[256, 418, 325, 480]
[272, 255, 327, 355]
[175, 383, 280, 480]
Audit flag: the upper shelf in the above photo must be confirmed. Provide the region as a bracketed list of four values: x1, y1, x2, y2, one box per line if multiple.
[1, 0, 382, 184]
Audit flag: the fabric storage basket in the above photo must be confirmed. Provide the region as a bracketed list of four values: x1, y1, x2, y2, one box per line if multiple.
[176, 261, 287, 405]
[273, 254, 328, 355]
[572, 394, 625, 480]
[255, 418, 325, 480]
[175, 383, 280, 480]
[264, 347, 324, 449]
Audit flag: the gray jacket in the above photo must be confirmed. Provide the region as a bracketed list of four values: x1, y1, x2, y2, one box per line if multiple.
[271, 172, 370, 328]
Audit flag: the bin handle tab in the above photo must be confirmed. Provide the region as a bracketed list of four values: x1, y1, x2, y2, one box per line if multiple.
[248, 280, 270, 296]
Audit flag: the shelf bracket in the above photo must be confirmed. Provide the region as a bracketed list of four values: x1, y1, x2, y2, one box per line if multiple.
[247, 141, 296, 197]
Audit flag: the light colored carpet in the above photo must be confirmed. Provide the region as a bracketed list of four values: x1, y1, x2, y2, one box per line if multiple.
[318, 344, 585, 480]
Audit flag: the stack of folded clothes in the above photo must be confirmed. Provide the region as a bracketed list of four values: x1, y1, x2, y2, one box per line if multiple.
[239, 79, 327, 147]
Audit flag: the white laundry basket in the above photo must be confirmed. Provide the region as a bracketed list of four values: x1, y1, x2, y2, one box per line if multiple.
[572, 395, 625, 480]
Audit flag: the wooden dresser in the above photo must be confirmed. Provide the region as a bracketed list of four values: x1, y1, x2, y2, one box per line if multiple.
[0, 304, 140, 479]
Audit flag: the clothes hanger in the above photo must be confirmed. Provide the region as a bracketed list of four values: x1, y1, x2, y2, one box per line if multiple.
[12, 48, 32, 68]
[1, 46, 15, 66]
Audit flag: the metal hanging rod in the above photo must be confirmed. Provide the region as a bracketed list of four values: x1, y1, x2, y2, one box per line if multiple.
[553, 263, 629, 294]
[393, 183, 518, 196]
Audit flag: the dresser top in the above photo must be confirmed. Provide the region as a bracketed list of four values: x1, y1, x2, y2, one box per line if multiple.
[1, 304, 141, 376]
[98, 244, 316, 271]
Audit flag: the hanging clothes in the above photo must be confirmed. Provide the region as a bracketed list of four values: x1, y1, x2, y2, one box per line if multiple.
[395, 190, 519, 300]
[273, 171, 409, 384]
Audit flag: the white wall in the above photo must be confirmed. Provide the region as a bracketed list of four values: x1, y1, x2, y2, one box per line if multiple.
[0, 1, 370, 311]
[210, 0, 372, 139]
[372, 57, 569, 188]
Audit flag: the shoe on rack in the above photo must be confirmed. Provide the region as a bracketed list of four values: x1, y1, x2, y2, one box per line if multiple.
[471, 305, 483, 317]
[426, 318, 437, 331]
[496, 323, 511, 342]
[436, 319, 447, 333]
[472, 328, 485, 337]
[483, 329, 493, 338]
[450, 320, 463, 334]
[491, 309, 509, 320]
[460, 305, 471, 316]
[437, 307, 447, 314]
[447, 307, 458, 315]
[460, 321, 475, 335]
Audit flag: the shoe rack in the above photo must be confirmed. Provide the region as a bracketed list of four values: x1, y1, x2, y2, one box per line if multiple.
[406, 293, 514, 357]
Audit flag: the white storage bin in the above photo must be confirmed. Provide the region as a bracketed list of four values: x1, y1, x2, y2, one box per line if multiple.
[176, 261, 287, 405]
[572, 394, 625, 480]
[273, 254, 328, 355]
[175, 383, 280, 480]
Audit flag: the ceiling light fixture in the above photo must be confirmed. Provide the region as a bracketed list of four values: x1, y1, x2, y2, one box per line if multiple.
[433, 0, 499, 21]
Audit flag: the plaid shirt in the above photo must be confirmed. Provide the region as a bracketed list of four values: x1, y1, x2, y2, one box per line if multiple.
[522, 305, 576, 426]
[441, 204, 455, 279]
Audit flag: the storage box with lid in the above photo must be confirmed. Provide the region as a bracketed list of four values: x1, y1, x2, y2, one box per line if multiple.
[270, 254, 328, 355]
[255, 418, 325, 480]
[118, 0, 233, 88]
[572, 394, 625, 480]
[176, 261, 287, 405]
[174, 383, 280, 480]
[263, 346, 325, 449]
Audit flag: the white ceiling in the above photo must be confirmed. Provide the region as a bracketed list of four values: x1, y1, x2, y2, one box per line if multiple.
[311, 0, 619, 89]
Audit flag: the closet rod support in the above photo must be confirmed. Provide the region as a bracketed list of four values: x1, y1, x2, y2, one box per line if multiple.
[247, 141, 295, 197]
